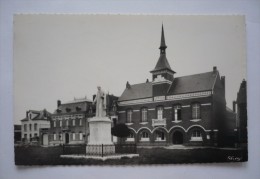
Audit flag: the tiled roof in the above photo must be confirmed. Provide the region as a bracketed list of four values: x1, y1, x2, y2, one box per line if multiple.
[118, 82, 153, 101]
[168, 71, 218, 95]
[118, 71, 218, 101]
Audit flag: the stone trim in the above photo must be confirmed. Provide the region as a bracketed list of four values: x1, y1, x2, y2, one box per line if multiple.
[118, 91, 212, 106]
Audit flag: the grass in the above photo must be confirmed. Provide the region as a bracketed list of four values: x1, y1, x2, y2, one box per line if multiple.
[15, 146, 247, 165]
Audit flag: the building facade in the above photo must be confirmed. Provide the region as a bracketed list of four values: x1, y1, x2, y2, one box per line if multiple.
[21, 109, 51, 143]
[48, 97, 93, 145]
[117, 25, 226, 146]
[48, 95, 118, 145]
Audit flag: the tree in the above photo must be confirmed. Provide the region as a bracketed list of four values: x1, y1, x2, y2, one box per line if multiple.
[111, 123, 130, 141]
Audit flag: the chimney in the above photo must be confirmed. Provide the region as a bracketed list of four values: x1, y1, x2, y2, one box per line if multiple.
[93, 94, 96, 101]
[126, 81, 131, 89]
[57, 100, 61, 107]
[213, 66, 217, 72]
[233, 101, 237, 113]
[26, 111, 29, 118]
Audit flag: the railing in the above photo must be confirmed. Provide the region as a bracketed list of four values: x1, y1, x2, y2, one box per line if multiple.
[62, 143, 137, 156]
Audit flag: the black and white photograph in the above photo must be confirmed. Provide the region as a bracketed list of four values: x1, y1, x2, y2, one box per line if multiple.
[13, 14, 247, 165]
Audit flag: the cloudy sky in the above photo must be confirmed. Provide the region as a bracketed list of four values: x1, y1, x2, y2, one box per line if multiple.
[14, 15, 246, 124]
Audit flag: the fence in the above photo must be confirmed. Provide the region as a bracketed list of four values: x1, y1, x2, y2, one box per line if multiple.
[62, 143, 137, 156]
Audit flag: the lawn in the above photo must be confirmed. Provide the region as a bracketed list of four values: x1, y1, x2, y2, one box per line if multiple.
[15, 146, 247, 165]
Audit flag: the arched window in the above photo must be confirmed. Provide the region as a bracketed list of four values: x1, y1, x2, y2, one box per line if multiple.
[126, 109, 133, 123]
[141, 108, 148, 122]
[173, 105, 182, 121]
[155, 130, 165, 141]
[157, 106, 163, 120]
[140, 131, 149, 141]
[126, 132, 134, 142]
[190, 130, 202, 141]
[192, 103, 201, 119]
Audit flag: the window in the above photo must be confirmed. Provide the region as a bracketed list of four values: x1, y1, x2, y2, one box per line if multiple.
[155, 131, 165, 141]
[192, 103, 201, 119]
[79, 119, 82, 126]
[141, 131, 149, 141]
[173, 105, 182, 121]
[34, 123, 38, 131]
[157, 106, 163, 120]
[126, 109, 133, 123]
[191, 130, 202, 141]
[53, 133, 57, 140]
[141, 108, 148, 122]
[59, 132, 62, 140]
[72, 133, 75, 140]
[24, 134, 27, 139]
[59, 120, 62, 127]
[29, 124, 32, 131]
[34, 133, 37, 137]
[79, 132, 83, 140]
[72, 119, 76, 126]
[66, 120, 69, 126]
[24, 124, 27, 132]
[126, 132, 134, 142]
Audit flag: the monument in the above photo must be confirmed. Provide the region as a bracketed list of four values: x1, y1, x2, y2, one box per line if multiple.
[86, 86, 115, 155]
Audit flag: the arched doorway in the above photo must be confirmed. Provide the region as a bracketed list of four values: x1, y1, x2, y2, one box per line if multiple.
[172, 131, 183, 144]
[65, 133, 69, 144]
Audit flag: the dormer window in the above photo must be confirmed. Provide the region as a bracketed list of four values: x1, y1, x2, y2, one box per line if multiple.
[66, 108, 71, 112]
[76, 106, 81, 111]
[56, 109, 61, 113]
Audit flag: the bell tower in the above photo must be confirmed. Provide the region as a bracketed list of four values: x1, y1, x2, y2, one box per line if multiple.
[150, 24, 175, 97]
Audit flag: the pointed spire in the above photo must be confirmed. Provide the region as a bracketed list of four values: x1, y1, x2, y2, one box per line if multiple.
[159, 24, 167, 54]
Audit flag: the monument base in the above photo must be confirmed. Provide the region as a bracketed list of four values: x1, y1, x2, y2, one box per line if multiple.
[87, 116, 115, 155]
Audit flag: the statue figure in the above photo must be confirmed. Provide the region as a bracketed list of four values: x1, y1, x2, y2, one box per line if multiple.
[93, 86, 107, 117]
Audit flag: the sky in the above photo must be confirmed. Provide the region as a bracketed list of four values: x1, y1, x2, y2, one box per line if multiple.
[13, 15, 246, 124]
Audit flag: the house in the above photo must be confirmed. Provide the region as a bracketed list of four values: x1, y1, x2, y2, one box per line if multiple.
[21, 109, 51, 144]
[116, 25, 227, 146]
[48, 97, 93, 145]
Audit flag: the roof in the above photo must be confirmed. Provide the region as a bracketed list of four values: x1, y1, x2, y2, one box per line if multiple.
[54, 100, 90, 114]
[151, 54, 174, 72]
[119, 82, 153, 101]
[21, 109, 52, 122]
[118, 71, 218, 101]
[168, 71, 218, 95]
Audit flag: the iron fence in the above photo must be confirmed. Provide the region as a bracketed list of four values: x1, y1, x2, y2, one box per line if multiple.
[62, 143, 137, 156]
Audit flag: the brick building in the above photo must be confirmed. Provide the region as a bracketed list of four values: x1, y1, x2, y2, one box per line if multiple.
[48, 95, 118, 146]
[233, 79, 247, 147]
[116, 25, 227, 146]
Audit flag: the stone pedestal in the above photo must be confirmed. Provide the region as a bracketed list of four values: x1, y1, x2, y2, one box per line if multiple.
[88, 117, 113, 145]
[86, 117, 115, 155]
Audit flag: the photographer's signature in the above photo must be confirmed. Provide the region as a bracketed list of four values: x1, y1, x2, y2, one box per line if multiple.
[227, 156, 242, 162]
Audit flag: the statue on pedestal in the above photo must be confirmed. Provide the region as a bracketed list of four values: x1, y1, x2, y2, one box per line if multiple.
[93, 86, 107, 117]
